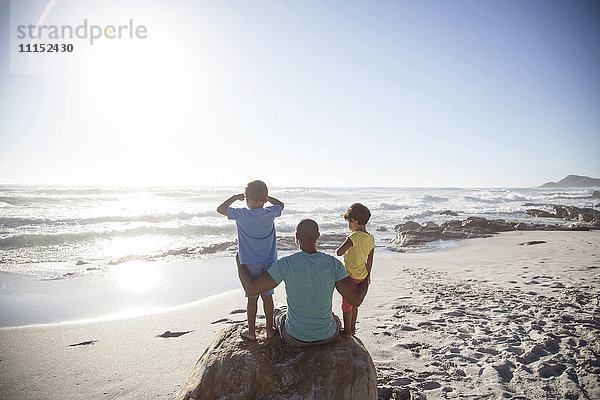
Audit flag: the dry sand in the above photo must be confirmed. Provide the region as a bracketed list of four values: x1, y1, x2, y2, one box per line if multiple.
[1, 230, 598, 399]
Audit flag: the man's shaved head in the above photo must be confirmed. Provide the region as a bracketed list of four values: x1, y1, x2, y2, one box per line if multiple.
[296, 219, 319, 242]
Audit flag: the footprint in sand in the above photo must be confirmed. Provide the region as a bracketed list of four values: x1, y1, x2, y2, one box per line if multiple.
[418, 380, 441, 390]
[538, 362, 566, 378]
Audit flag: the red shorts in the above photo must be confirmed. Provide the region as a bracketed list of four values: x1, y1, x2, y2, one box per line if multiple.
[341, 277, 366, 312]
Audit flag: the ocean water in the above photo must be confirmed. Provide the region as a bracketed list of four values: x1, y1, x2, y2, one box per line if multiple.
[0, 185, 597, 279]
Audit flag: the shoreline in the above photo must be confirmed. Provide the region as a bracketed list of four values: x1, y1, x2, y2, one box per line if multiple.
[0, 257, 240, 328]
[1, 230, 598, 399]
[0, 243, 455, 329]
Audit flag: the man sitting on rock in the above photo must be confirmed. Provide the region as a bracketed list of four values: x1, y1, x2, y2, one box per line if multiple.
[237, 219, 369, 347]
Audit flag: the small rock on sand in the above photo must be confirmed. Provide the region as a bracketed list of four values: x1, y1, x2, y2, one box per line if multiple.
[156, 330, 194, 338]
[68, 340, 97, 347]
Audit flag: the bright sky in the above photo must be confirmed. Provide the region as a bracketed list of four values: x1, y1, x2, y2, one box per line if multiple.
[0, 0, 599, 188]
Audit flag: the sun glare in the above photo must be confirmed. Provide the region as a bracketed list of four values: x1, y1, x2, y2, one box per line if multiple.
[113, 261, 161, 294]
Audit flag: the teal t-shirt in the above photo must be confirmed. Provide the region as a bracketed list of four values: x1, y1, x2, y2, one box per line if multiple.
[267, 251, 348, 342]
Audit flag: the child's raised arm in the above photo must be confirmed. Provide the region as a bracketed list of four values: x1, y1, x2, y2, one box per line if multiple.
[267, 196, 285, 211]
[336, 238, 353, 256]
[216, 194, 245, 216]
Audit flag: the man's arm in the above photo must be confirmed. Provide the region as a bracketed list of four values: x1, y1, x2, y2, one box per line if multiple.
[236, 254, 278, 296]
[365, 249, 374, 283]
[336, 238, 353, 256]
[335, 276, 369, 307]
[217, 194, 245, 216]
[267, 196, 284, 211]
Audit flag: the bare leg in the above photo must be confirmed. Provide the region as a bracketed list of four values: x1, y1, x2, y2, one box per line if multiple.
[241, 296, 258, 340]
[351, 306, 359, 336]
[341, 310, 353, 337]
[261, 294, 276, 338]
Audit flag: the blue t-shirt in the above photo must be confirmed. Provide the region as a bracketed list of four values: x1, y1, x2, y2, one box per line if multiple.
[227, 204, 282, 264]
[267, 251, 348, 342]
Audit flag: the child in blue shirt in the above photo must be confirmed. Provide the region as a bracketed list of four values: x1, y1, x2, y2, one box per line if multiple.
[217, 180, 284, 340]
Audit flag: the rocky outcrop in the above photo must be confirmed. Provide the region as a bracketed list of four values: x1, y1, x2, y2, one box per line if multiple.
[526, 209, 555, 218]
[592, 191, 600, 198]
[526, 205, 600, 226]
[393, 214, 597, 247]
[394, 217, 517, 247]
[439, 210, 458, 216]
[176, 324, 378, 400]
[394, 221, 421, 231]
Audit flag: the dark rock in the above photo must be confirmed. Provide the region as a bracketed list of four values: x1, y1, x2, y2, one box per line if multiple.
[526, 209, 556, 218]
[578, 208, 597, 222]
[523, 205, 600, 228]
[461, 216, 488, 229]
[157, 330, 194, 338]
[395, 217, 515, 247]
[519, 241, 546, 246]
[75, 260, 89, 266]
[439, 210, 458, 216]
[68, 340, 97, 347]
[515, 222, 535, 230]
[176, 324, 378, 400]
[441, 220, 463, 229]
[394, 220, 444, 246]
[211, 318, 230, 324]
[592, 190, 600, 198]
[394, 221, 421, 231]
[421, 221, 439, 229]
[440, 230, 469, 240]
[376, 226, 388, 232]
[569, 224, 591, 231]
[392, 210, 599, 249]
[394, 229, 441, 246]
[488, 219, 517, 232]
[553, 206, 571, 219]
[460, 217, 515, 234]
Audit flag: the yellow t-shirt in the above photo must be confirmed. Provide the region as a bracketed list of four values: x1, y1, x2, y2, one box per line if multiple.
[343, 231, 375, 279]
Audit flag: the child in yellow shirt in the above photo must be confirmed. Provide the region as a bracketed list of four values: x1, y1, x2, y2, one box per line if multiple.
[336, 203, 374, 337]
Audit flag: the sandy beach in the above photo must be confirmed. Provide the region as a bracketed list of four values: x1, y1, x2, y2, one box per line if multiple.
[1, 230, 599, 399]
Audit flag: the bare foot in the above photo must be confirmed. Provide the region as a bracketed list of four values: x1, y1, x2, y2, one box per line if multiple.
[240, 330, 256, 340]
[340, 329, 352, 338]
[266, 326, 277, 339]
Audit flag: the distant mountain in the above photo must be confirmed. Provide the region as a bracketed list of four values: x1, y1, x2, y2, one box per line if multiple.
[540, 175, 600, 188]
